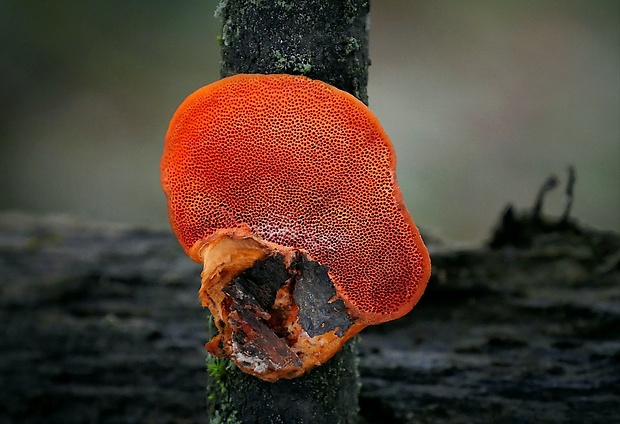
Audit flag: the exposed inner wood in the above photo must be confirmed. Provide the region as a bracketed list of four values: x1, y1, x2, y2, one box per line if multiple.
[195, 228, 361, 381]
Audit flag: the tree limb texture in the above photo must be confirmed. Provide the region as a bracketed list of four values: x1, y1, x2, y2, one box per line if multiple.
[218, 0, 370, 104]
[208, 1, 370, 422]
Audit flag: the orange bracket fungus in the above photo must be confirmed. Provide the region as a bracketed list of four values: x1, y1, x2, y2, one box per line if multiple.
[161, 74, 431, 382]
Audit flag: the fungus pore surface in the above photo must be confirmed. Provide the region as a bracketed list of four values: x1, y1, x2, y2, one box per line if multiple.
[161, 74, 430, 324]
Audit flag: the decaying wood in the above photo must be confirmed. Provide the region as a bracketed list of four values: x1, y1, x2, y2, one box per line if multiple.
[0, 207, 617, 423]
[198, 232, 359, 382]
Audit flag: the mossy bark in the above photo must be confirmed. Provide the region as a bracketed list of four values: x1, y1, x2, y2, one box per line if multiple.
[217, 0, 370, 104]
[206, 1, 370, 423]
[207, 331, 359, 424]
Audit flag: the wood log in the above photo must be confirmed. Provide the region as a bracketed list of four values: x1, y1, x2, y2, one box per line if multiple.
[0, 209, 617, 423]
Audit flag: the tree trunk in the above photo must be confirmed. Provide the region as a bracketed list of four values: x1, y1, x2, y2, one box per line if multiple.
[218, 0, 370, 104]
[207, 1, 370, 422]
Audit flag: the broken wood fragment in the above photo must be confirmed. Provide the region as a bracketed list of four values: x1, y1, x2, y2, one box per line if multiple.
[490, 166, 580, 248]
[197, 229, 360, 382]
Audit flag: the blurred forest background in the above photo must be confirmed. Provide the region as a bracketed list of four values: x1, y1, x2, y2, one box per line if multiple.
[0, 0, 618, 244]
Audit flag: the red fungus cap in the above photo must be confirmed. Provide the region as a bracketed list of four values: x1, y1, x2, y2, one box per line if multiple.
[161, 74, 430, 325]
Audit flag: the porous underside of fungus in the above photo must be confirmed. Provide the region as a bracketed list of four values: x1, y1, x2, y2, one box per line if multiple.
[161, 74, 431, 381]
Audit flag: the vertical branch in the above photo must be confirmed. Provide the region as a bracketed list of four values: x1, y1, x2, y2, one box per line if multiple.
[218, 0, 370, 103]
[206, 1, 370, 423]
[559, 165, 576, 225]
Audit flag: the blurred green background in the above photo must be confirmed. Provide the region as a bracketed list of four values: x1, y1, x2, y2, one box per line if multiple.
[1, 1, 618, 244]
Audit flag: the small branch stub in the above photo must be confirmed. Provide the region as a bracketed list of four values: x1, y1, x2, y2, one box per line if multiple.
[490, 166, 579, 249]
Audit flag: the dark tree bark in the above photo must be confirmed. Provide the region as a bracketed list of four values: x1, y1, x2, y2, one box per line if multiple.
[206, 1, 371, 423]
[0, 205, 618, 423]
[218, 0, 370, 103]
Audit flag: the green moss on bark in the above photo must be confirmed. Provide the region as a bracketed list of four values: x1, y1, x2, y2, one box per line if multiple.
[216, 0, 370, 103]
[206, 341, 360, 423]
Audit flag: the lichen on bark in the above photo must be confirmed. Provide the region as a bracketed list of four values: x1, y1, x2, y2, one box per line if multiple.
[216, 0, 370, 103]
